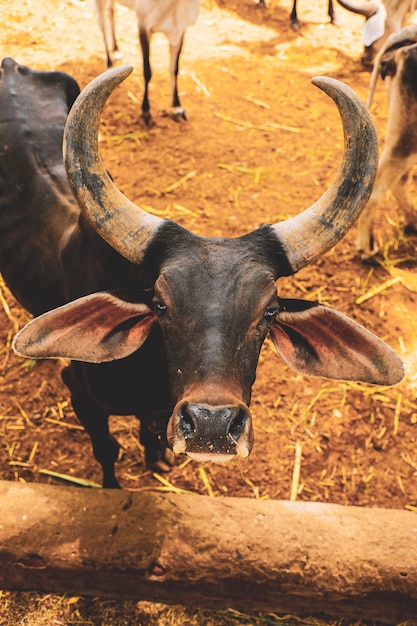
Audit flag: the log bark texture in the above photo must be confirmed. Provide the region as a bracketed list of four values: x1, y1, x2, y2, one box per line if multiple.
[0, 480, 416, 623]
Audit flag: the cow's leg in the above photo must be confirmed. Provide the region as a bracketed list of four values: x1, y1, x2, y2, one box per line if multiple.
[107, 0, 121, 61]
[76, 404, 121, 489]
[139, 420, 176, 473]
[95, 0, 113, 67]
[61, 365, 121, 488]
[328, 0, 337, 24]
[169, 36, 186, 120]
[139, 27, 152, 125]
[391, 167, 417, 233]
[356, 197, 380, 261]
[356, 153, 407, 260]
[290, 0, 299, 30]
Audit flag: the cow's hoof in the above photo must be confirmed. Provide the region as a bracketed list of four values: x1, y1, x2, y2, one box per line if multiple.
[148, 447, 177, 473]
[164, 107, 187, 122]
[140, 111, 154, 127]
[102, 475, 122, 489]
[359, 249, 380, 265]
[356, 237, 379, 263]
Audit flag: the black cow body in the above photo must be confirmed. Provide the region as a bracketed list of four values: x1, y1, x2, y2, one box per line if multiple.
[0, 58, 173, 485]
[1, 58, 404, 488]
[0, 60, 79, 315]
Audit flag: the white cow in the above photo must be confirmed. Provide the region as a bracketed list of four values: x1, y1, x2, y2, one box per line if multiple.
[94, 0, 200, 123]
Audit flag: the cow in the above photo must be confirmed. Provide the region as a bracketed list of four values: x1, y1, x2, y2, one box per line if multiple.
[1, 58, 404, 489]
[335, 0, 417, 67]
[258, 0, 337, 30]
[356, 24, 417, 260]
[94, 0, 200, 124]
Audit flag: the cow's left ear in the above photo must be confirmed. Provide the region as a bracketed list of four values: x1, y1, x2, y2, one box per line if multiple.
[270, 299, 404, 385]
[363, 4, 387, 48]
[13, 292, 157, 363]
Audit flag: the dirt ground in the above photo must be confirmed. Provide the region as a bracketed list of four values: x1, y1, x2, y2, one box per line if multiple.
[1, 0, 417, 624]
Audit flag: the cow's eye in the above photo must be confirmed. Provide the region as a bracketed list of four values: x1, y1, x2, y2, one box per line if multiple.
[154, 301, 167, 315]
[264, 307, 278, 321]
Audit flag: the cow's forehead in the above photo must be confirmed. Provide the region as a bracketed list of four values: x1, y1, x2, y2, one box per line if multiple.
[151, 221, 292, 281]
[160, 235, 274, 278]
[155, 237, 279, 317]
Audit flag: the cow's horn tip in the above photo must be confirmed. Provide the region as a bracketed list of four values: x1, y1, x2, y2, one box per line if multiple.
[97, 65, 134, 87]
[110, 65, 134, 80]
[311, 75, 335, 89]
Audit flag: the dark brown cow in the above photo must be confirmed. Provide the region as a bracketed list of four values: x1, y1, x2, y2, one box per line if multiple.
[6, 62, 404, 487]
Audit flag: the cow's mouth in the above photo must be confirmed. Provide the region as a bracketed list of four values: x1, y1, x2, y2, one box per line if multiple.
[186, 452, 236, 464]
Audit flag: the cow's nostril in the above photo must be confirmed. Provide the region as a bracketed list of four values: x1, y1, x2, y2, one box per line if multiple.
[179, 404, 196, 440]
[228, 408, 248, 443]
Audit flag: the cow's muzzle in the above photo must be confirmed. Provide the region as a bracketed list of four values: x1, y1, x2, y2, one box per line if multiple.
[167, 402, 254, 463]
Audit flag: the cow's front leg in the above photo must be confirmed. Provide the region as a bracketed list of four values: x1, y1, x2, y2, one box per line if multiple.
[328, 0, 337, 24]
[61, 365, 121, 488]
[356, 155, 397, 261]
[168, 37, 186, 120]
[392, 168, 417, 233]
[139, 27, 153, 125]
[356, 199, 379, 261]
[73, 404, 121, 488]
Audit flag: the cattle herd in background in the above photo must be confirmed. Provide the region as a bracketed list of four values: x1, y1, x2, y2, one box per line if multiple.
[92, 0, 417, 258]
[0, 0, 416, 483]
[259, 0, 417, 259]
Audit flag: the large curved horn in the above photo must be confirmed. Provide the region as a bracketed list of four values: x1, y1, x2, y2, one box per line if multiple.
[335, 0, 378, 18]
[272, 76, 378, 274]
[367, 24, 417, 107]
[63, 66, 164, 264]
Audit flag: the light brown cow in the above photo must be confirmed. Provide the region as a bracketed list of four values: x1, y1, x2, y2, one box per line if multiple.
[356, 24, 417, 259]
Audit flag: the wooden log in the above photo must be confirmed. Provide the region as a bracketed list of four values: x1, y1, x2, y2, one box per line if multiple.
[0, 480, 416, 623]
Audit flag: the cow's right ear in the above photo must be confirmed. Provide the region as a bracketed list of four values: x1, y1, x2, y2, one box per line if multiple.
[13, 292, 157, 363]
